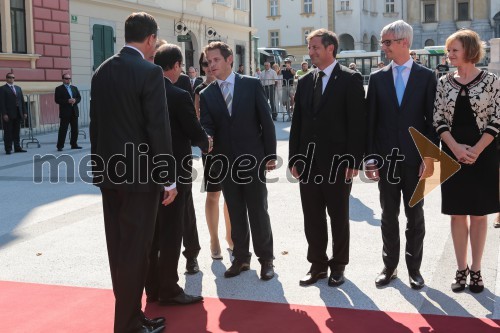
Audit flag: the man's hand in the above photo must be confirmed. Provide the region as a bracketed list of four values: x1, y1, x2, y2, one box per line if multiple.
[290, 166, 300, 179]
[418, 157, 434, 179]
[207, 136, 213, 153]
[364, 163, 380, 181]
[266, 159, 277, 171]
[345, 168, 358, 181]
[162, 187, 178, 206]
[2, 114, 8, 122]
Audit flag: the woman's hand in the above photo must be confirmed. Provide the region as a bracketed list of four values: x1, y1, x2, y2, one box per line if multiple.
[452, 143, 478, 164]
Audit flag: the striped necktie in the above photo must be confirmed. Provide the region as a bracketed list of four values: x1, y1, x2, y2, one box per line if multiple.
[220, 81, 232, 116]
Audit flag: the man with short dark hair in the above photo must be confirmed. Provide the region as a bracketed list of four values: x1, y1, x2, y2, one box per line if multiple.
[55, 74, 82, 151]
[289, 28, 366, 288]
[1, 73, 27, 154]
[200, 41, 277, 281]
[90, 12, 174, 333]
[145, 43, 209, 306]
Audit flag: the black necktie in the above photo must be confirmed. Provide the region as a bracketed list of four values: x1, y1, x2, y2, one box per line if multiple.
[313, 71, 325, 113]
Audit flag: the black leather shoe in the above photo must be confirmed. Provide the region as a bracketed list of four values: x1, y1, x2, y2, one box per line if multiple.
[139, 324, 165, 333]
[57, 148, 63, 151]
[299, 270, 327, 286]
[6, 151, 11, 155]
[409, 270, 425, 290]
[375, 267, 398, 287]
[71, 145, 82, 149]
[260, 260, 275, 280]
[14, 148, 27, 152]
[224, 259, 250, 278]
[328, 271, 345, 287]
[141, 312, 165, 329]
[186, 258, 199, 275]
[159, 291, 203, 306]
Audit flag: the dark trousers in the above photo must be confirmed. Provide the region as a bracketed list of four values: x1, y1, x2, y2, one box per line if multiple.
[3, 115, 21, 152]
[57, 114, 79, 149]
[221, 173, 273, 262]
[299, 164, 352, 272]
[182, 191, 201, 259]
[263, 85, 276, 118]
[100, 188, 160, 333]
[145, 190, 189, 299]
[378, 163, 425, 271]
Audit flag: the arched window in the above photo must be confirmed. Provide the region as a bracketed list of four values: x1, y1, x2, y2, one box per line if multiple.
[424, 39, 435, 47]
[338, 34, 355, 51]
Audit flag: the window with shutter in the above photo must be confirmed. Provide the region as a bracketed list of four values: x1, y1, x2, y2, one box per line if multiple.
[93, 24, 114, 71]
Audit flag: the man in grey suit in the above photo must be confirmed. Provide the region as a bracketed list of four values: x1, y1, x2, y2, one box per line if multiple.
[200, 42, 277, 281]
[365, 20, 437, 290]
[90, 12, 175, 333]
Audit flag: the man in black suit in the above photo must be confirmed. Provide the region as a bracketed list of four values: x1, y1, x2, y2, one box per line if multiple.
[145, 43, 209, 306]
[187, 66, 203, 97]
[1, 73, 27, 154]
[90, 12, 175, 333]
[365, 20, 437, 290]
[55, 74, 82, 151]
[288, 29, 366, 288]
[200, 41, 277, 280]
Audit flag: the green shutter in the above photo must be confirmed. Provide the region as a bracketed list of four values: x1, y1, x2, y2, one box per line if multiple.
[93, 25, 104, 71]
[93, 25, 114, 71]
[103, 26, 114, 60]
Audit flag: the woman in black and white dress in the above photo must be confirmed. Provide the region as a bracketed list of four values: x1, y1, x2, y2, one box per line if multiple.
[433, 29, 499, 293]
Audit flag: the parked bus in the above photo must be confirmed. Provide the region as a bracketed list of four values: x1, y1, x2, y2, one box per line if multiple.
[336, 50, 384, 75]
[258, 47, 295, 69]
[413, 45, 491, 70]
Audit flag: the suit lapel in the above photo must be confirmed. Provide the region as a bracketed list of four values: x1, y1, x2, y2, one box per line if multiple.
[400, 64, 419, 110]
[382, 67, 399, 111]
[231, 74, 244, 118]
[211, 81, 230, 119]
[318, 64, 341, 110]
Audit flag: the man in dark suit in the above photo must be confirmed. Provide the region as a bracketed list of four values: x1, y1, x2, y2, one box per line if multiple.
[145, 43, 209, 306]
[365, 20, 437, 290]
[200, 41, 277, 280]
[288, 29, 366, 288]
[55, 74, 82, 151]
[90, 12, 175, 333]
[1, 73, 27, 154]
[187, 66, 203, 97]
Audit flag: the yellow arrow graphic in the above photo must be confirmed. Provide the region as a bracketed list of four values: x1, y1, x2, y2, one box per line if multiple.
[408, 127, 461, 207]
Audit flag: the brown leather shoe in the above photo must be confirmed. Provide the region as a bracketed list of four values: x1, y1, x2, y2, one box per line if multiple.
[224, 259, 250, 278]
[375, 267, 397, 287]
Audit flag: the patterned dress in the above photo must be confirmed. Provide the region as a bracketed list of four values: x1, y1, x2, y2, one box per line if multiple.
[434, 70, 500, 215]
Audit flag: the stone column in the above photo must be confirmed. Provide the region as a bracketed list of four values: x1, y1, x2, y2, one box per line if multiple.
[488, 38, 500, 74]
[471, 0, 493, 42]
[437, 0, 457, 45]
[407, 0, 423, 48]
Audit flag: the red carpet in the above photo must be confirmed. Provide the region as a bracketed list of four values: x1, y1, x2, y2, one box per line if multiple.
[0, 281, 498, 332]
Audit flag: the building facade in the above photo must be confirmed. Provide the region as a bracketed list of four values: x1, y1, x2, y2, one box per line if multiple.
[0, 0, 71, 93]
[69, 0, 253, 90]
[408, 0, 495, 49]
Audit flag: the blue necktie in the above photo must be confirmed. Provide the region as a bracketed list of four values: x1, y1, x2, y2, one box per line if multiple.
[395, 65, 405, 106]
[65, 85, 73, 98]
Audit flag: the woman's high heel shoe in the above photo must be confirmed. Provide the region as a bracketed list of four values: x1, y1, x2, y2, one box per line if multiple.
[469, 270, 484, 293]
[451, 266, 469, 292]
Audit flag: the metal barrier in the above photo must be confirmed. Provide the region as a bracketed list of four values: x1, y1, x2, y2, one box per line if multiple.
[0, 90, 90, 148]
[260, 78, 294, 122]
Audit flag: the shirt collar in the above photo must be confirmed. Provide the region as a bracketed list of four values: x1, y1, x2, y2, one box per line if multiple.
[216, 72, 236, 86]
[319, 60, 337, 78]
[124, 45, 145, 59]
[391, 57, 413, 70]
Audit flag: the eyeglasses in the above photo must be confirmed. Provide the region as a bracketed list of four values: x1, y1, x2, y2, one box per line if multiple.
[410, 52, 416, 56]
[379, 38, 403, 47]
[63, 77, 71, 80]
[201, 61, 209, 67]
[7, 76, 14, 79]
